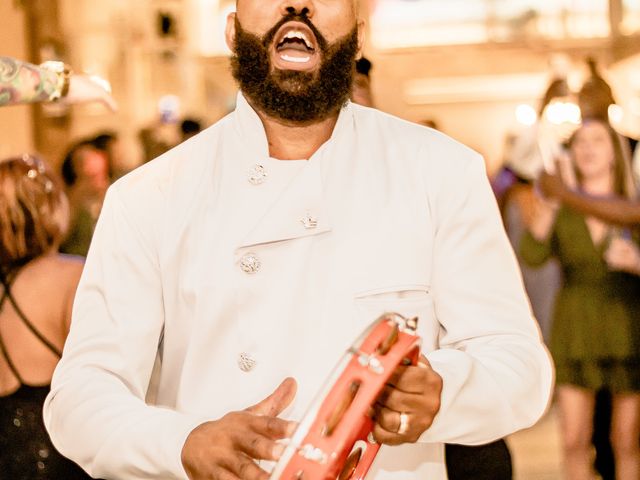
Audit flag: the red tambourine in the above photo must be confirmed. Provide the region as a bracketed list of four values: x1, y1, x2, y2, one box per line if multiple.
[270, 313, 421, 480]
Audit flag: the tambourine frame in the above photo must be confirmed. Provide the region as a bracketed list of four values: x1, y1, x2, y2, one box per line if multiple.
[270, 312, 421, 480]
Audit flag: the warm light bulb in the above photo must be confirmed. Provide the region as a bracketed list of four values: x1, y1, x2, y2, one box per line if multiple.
[516, 104, 537, 126]
[544, 101, 581, 125]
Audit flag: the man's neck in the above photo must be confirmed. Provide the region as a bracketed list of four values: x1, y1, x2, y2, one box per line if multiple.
[254, 107, 340, 161]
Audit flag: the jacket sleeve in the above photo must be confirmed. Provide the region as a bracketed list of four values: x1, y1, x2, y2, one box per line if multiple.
[419, 151, 554, 445]
[43, 185, 206, 479]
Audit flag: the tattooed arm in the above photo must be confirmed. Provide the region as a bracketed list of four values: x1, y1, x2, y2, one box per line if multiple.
[0, 56, 62, 105]
[0, 56, 117, 110]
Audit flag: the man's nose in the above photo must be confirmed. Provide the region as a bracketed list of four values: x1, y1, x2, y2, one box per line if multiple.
[280, 0, 315, 18]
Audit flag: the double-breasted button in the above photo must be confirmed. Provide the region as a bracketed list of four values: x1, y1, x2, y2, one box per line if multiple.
[238, 352, 257, 372]
[300, 212, 318, 230]
[239, 253, 261, 274]
[248, 164, 267, 185]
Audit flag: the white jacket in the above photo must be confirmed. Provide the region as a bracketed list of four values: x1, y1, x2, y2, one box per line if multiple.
[44, 94, 553, 479]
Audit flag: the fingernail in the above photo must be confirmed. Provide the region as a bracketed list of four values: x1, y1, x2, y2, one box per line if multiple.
[286, 421, 298, 437]
[273, 443, 285, 459]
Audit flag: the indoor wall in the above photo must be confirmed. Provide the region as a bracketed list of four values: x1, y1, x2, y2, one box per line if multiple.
[0, 2, 33, 160]
[3, 1, 639, 176]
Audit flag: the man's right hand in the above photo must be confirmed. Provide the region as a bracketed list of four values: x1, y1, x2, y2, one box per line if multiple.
[181, 377, 298, 480]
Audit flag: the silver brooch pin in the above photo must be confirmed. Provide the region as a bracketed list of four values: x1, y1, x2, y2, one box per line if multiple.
[248, 164, 267, 185]
[239, 253, 261, 274]
[238, 352, 257, 372]
[300, 213, 318, 230]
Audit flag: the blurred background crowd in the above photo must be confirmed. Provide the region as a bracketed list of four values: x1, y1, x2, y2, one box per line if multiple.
[2, 0, 640, 479]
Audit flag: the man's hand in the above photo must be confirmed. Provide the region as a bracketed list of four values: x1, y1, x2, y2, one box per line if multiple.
[537, 170, 567, 201]
[181, 377, 297, 480]
[372, 356, 442, 445]
[64, 73, 118, 111]
[605, 236, 640, 275]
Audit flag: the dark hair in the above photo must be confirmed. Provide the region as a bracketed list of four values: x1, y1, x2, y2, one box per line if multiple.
[61, 138, 113, 186]
[91, 132, 117, 179]
[61, 140, 94, 187]
[355, 57, 372, 77]
[578, 58, 616, 120]
[90, 131, 117, 151]
[539, 78, 571, 116]
[180, 118, 202, 136]
[581, 58, 614, 100]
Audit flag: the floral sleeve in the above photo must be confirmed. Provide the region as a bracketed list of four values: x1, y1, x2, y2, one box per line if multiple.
[0, 56, 60, 106]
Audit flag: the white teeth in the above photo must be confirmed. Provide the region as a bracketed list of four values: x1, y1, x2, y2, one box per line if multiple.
[280, 54, 311, 63]
[282, 30, 313, 49]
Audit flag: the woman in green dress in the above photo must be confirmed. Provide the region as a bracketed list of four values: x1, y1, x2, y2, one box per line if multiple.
[521, 118, 640, 480]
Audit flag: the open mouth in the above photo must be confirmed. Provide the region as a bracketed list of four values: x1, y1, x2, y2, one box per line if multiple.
[272, 22, 319, 69]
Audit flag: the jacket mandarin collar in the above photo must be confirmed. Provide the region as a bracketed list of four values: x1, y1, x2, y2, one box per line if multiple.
[231, 91, 355, 163]
[231, 92, 354, 251]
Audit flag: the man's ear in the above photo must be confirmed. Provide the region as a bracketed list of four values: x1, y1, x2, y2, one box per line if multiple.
[356, 19, 366, 58]
[225, 12, 237, 52]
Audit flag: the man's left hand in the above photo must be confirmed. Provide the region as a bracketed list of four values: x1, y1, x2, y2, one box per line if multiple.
[372, 355, 443, 445]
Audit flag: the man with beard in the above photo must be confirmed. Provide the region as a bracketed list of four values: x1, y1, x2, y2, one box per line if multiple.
[44, 1, 552, 479]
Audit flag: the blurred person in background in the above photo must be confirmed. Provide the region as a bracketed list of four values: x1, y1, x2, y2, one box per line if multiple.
[506, 77, 577, 188]
[538, 58, 639, 480]
[139, 120, 177, 163]
[59, 140, 111, 257]
[351, 56, 374, 107]
[539, 170, 640, 226]
[520, 118, 640, 480]
[0, 155, 89, 479]
[579, 58, 637, 154]
[537, 59, 640, 228]
[497, 77, 572, 343]
[90, 131, 131, 180]
[179, 118, 203, 143]
[0, 56, 116, 110]
[139, 95, 182, 163]
[457, 77, 575, 480]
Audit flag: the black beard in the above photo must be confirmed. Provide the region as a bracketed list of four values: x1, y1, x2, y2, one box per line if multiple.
[230, 15, 358, 124]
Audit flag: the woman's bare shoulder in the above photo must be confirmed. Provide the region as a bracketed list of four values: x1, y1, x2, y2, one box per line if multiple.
[8, 254, 85, 319]
[35, 253, 84, 284]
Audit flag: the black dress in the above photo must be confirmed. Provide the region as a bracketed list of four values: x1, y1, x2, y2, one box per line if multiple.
[0, 270, 92, 479]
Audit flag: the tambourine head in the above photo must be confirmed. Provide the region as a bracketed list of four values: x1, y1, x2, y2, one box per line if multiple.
[270, 313, 421, 480]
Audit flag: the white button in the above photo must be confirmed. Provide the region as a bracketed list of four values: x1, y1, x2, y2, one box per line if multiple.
[238, 352, 257, 372]
[240, 253, 261, 274]
[300, 213, 318, 230]
[248, 164, 267, 185]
